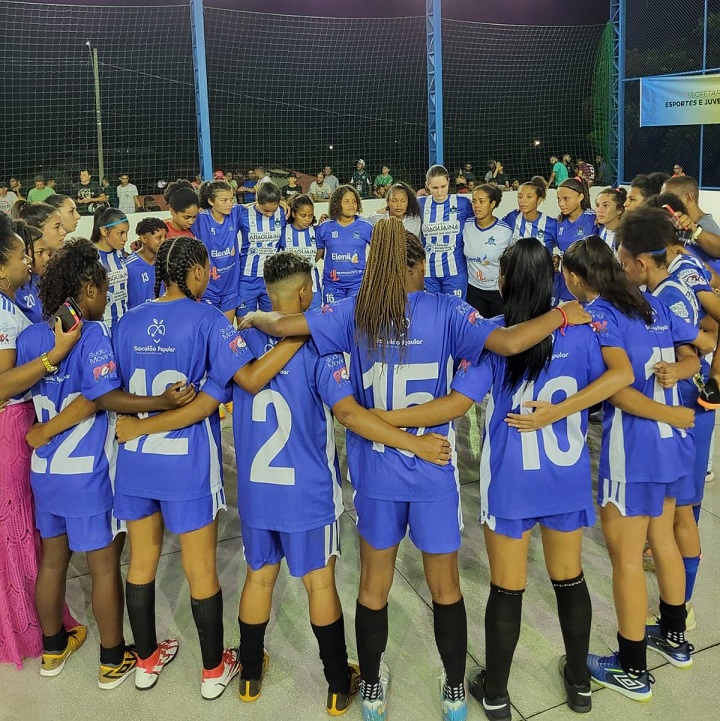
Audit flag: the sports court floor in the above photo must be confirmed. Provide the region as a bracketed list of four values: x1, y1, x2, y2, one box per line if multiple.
[3, 407, 719, 720]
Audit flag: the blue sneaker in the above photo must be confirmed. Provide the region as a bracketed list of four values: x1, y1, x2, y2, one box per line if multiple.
[646, 625, 694, 668]
[360, 657, 390, 721]
[439, 671, 467, 721]
[587, 652, 654, 702]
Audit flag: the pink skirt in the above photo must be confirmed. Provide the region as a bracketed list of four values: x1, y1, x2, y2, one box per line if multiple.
[0, 401, 78, 669]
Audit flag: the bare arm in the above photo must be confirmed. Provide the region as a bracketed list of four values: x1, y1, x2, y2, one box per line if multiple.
[332, 396, 451, 465]
[372, 390, 474, 428]
[26, 395, 97, 449]
[484, 302, 591, 357]
[653, 343, 701, 388]
[505, 346, 634, 431]
[238, 310, 310, 337]
[609, 386, 694, 429]
[115, 391, 220, 443]
[95, 382, 195, 413]
[233, 336, 307, 394]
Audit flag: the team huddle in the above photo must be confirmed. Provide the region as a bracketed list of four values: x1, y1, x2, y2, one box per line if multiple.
[0, 165, 718, 721]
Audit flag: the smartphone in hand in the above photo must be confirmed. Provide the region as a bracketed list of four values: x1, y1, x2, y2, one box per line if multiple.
[52, 297, 82, 332]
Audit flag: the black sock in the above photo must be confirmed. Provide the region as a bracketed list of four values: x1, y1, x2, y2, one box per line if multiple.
[190, 590, 224, 671]
[658, 598, 687, 643]
[239, 618, 269, 680]
[126, 580, 157, 660]
[311, 615, 351, 693]
[552, 573, 591, 686]
[355, 601, 388, 685]
[484, 584, 524, 699]
[100, 640, 126, 666]
[433, 598, 467, 689]
[617, 632, 647, 675]
[42, 626, 69, 653]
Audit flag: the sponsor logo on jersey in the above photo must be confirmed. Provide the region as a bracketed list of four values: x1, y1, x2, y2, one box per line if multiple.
[333, 367, 350, 384]
[89, 349, 111, 364]
[93, 360, 117, 381]
[467, 309, 481, 325]
[210, 246, 236, 258]
[458, 359, 472, 374]
[321, 304, 334, 313]
[148, 319, 166, 344]
[590, 319, 608, 335]
[0, 332, 9, 346]
[669, 301, 690, 319]
[330, 252, 359, 263]
[229, 335, 246, 354]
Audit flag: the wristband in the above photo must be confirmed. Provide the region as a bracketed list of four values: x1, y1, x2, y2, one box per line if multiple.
[692, 225, 703, 241]
[40, 352, 59, 374]
[555, 306, 569, 335]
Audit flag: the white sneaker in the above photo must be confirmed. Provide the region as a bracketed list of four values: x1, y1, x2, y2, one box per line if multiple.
[360, 656, 390, 721]
[135, 639, 179, 690]
[705, 470, 714, 484]
[201, 647, 240, 701]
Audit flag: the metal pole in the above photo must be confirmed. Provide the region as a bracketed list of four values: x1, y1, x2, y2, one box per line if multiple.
[88, 44, 105, 181]
[616, 0, 625, 185]
[190, 0, 213, 180]
[699, 0, 708, 187]
[426, 0, 444, 167]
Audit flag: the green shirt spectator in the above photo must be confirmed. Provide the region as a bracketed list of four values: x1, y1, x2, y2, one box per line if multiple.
[549, 156, 569, 188]
[27, 176, 55, 203]
[373, 166, 394, 198]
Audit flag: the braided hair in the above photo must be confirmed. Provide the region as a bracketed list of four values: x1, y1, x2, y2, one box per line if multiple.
[39, 238, 107, 320]
[153, 236, 208, 300]
[354, 217, 424, 362]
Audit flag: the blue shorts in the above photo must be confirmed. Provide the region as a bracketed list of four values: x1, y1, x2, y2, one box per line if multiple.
[598, 478, 683, 518]
[677, 408, 715, 507]
[113, 488, 226, 535]
[36, 509, 114, 552]
[354, 491, 462, 554]
[241, 518, 341, 577]
[481, 508, 595, 540]
[425, 273, 467, 299]
[237, 276, 271, 316]
[203, 290, 239, 314]
[323, 282, 359, 304]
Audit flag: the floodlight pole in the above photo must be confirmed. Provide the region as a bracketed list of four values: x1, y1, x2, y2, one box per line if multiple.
[87, 44, 105, 181]
[609, 0, 624, 185]
[190, 0, 213, 180]
[426, 0, 444, 167]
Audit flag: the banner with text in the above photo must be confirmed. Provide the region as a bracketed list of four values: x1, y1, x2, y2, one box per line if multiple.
[640, 73, 720, 127]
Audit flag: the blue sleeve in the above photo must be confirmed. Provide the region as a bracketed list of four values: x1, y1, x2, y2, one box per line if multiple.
[680, 267, 712, 294]
[315, 353, 354, 410]
[190, 215, 202, 238]
[585, 329, 607, 383]
[315, 223, 327, 250]
[204, 312, 256, 396]
[81, 326, 122, 401]
[458, 195, 473, 222]
[588, 304, 625, 349]
[447, 298, 498, 364]
[665, 301, 701, 345]
[501, 210, 517, 226]
[656, 286, 696, 327]
[451, 354, 495, 403]
[305, 299, 354, 355]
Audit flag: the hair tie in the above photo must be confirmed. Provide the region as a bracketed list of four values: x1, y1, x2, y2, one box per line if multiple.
[101, 217, 128, 229]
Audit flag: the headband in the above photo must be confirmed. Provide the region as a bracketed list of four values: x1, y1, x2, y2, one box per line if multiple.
[102, 217, 128, 229]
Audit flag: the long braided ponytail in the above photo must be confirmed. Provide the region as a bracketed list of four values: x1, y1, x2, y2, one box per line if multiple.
[154, 236, 209, 300]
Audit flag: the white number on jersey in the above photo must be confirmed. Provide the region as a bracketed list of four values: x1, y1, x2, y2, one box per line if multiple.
[644, 346, 681, 439]
[31, 392, 96, 475]
[511, 377, 584, 470]
[249, 389, 295, 486]
[124, 368, 189, 455]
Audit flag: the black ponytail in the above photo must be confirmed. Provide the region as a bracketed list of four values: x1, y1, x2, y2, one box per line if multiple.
[90, 207, 128, 243]
[153, 236, 208, 300]
[558, 176, 591, 218]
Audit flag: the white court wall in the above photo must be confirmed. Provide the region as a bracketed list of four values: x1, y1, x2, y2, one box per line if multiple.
[72, 187, 720, 247]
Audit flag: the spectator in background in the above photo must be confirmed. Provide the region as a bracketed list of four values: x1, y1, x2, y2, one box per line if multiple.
[511, 179, 520, 191]
[142, 195, 161, 212]
[672, 163, 686, 177]
[484, 160, 496, 182]
[373, 165, 394, 198]
[350, 159, 371, 199]
[72, 168, 107, 215]
[489, 160, 510, 190]
[0, 181, 18, 215]
[595, 154, 611, 185]
[456, 175, 469, 194]
[562, 153, 573, 176]
[46, 177, 56, 191]
[27, 175, 55, 203]
[117, 173, 139, 214]
[192, 173, 202, 189]
[461, 162, 476, 184]
[576, 156, 595, 186]
[323, 165, 339, 192]
[548, 155, 569, 188]
[309, 171, 332, 202]
[9, 177, 24, 201]
[242, 169, 257, 203]
[101, 176, 118, 208]
[282, 173, 302, 201]
[225, 171, 239, 193]
[467, 179, 477, 194]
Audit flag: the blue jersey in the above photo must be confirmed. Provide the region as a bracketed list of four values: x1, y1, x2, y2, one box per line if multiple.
[283, 224, 322, 295]
[502, 210, 557, 251]
[191, 209, 239, 303]
[554, 211, 597, 300]
[97, 248, 128, 330]
[452, 321, 605, 521]
[113, 298, 255, 501]
[316, 217, 372, 288]
[0, 294, 32, 403]
[598, 225, 615, 249]
[125, 252, 156, 308]
[463, 218, 514, 291]
[237, 204, 285, 278]
[419, 195, 473, 278]
[305, 293, 497, 502]
[587, 294, 698, 484]
[667, 253, 712, 322]
[16, 321, 120, 517]
[233, 331, 352, 532]
[651, 275, 708, 409]
[15, 275, 42, 324]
